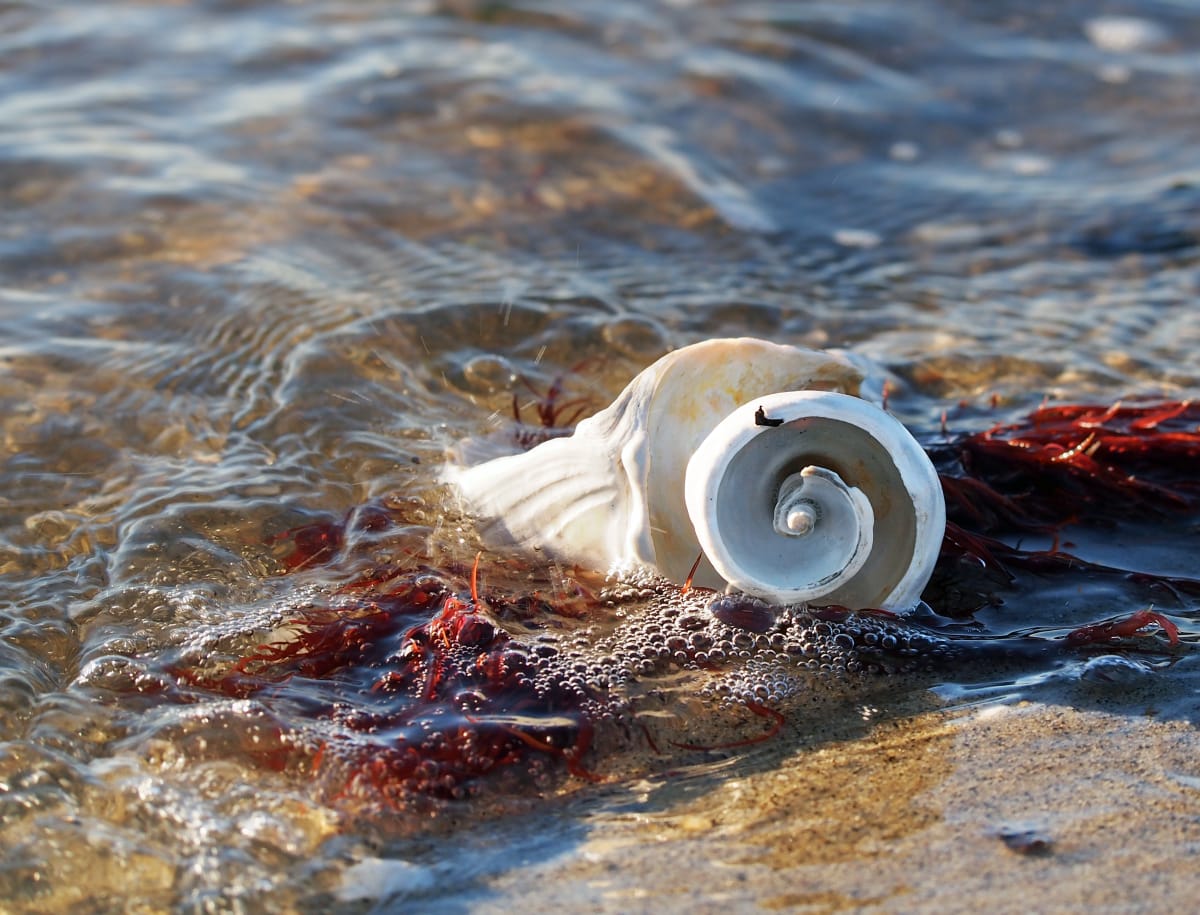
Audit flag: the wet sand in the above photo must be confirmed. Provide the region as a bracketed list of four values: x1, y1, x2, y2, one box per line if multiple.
[471, 694, 1200, 913]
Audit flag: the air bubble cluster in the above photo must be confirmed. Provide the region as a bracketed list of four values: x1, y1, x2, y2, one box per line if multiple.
[522, 573, 958, 711]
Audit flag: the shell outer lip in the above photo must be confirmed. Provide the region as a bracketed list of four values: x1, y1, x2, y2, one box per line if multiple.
[683, 390, 946, 610]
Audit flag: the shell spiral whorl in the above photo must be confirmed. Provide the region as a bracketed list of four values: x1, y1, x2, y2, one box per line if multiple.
[683, 389, 944, 610]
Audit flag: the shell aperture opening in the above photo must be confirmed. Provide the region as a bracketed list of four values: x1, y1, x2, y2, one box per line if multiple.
[684, 390, 945, 610]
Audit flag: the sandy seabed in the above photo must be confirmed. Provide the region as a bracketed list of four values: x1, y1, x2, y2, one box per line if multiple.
[475, 695, 1200, 914]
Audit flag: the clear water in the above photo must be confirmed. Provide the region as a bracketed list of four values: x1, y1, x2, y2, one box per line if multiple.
[3, 1, 1200, 911]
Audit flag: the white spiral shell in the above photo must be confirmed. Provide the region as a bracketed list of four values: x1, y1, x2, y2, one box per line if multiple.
[444, 338, 945, 611]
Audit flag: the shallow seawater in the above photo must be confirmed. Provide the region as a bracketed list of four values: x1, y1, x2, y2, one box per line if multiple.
[3, 0, 1200, 911]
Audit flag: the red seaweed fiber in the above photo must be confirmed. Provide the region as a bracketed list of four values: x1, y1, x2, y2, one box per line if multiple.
[941, 399, 1200, 533]
[177, 553, 606, 812]
[930, 398, 1200, 619]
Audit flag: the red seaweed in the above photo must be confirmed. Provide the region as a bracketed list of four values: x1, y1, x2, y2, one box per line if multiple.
[265, 498, 407, 573]
[1064, 608, 1180, 647]
[171, 497, 614, 806]
[268, 518, 344, 572]
[928, 399, 1200, 616]
[511, 362, 599, 450]
[178, 561, 603, 805]
[940, 399, 1200, 534]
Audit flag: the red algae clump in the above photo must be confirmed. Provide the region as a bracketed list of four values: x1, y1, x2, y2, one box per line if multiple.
[940, 399, 1200, 532]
